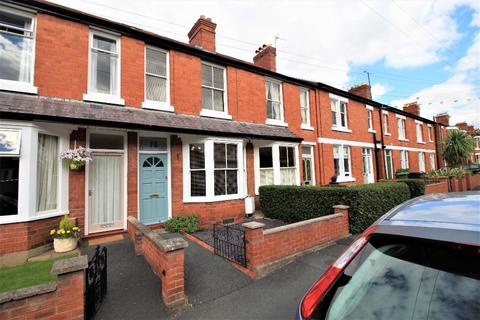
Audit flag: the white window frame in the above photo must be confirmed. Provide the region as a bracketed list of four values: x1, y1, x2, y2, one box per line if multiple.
[418, 151, 426, 172]
[333, 144, 354, 182]
[396, 115, 408, 141]
[330, 93, 351, 133]
[427, 124, 433, 142]
[300, 88, 313, 130]
[0, 121, 69, 225]
[384, 149, 394, 179]
[400, 150, 409, 169]
[182, 137, 245, 202]
[366, 105, 375, 133]
[83, 28, 125, 105]
[416, 120, 425, 144]
[382, 111, 390, 135]
[200, 61, 231, 119]
[429, 153, 435, 171]
[253, 142, 300, 193]
[0, 4, 38, 94]
[265, 78, 287, 127]
[141, 46, 173, 112]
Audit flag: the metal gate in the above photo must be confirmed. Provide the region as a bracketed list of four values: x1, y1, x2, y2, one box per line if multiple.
[213, 223, 246, 267]
[85, 246, 107, 320]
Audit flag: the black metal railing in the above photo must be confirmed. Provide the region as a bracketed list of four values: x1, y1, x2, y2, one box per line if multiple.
[213, 223, 246, 267]
[85, 246, 107, 320]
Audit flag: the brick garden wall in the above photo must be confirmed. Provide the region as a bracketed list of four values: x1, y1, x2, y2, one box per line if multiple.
[127, 216, 187, 307]
[244, 206, 350, 277]
[0, 256, 87, 320]
[425, 181, 449, 194]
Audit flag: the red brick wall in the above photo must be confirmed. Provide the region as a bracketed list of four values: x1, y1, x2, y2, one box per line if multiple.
[170, 51, 201, 115]
[121, 38, 144, 107]
[0, 268, 84, 320]
[68, 128, 86, 234]
[425, 181, 448, 194]
[35, 13, 88, 100]
[245, 211, 349, 273]
[127, 132, 138, 218]
[0, 216, 60, 255]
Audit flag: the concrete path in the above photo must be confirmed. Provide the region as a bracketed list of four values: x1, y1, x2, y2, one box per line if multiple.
[84, 235, 353, 320]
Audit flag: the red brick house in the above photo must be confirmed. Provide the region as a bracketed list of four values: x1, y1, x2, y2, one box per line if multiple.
[0, 0, 448, 263]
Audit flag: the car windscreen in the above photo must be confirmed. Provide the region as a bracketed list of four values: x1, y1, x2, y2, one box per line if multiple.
[310, 235, 480, 320]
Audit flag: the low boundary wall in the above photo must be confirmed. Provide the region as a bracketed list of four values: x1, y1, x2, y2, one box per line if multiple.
[127, 216, 187, 307]
[243, 205, 350, 277]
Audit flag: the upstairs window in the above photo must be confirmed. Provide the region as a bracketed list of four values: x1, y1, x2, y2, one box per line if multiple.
[201, 62, 227, 116]
[428, 125, 433, 142]
[266, 80, 284, 123]
[85, 30, 122, 104]
[331, 96, 349, 131]
[0, 6, 36, 92]
[416, 122, 424, 143]
[383, 113, 390, 134]
[397, 117, 407, 140]
[143, 47, 170, 109]
[300, 88, 311, 127]
[366, 106, 375, 132]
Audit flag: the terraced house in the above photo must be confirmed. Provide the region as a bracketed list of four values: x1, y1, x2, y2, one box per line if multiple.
[0, 0, 448, 263]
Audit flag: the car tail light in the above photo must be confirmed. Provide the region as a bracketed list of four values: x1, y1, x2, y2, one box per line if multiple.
[300, 227, 376, 319]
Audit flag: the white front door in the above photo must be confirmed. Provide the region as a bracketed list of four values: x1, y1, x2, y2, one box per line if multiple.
[362, 148, 374, 184]
[88, 153, 124, 233]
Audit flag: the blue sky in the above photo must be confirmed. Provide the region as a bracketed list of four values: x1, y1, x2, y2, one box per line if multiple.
[52, 0, 480, 126]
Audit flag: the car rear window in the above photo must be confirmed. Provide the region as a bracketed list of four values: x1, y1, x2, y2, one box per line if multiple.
[310, 235, 480, 320]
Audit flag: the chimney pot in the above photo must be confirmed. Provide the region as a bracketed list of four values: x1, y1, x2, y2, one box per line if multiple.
[188, 15, 217, 52]
[253, 44, 276, 72]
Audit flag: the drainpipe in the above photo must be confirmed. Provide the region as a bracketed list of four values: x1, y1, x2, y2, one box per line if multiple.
[376, 106, 387, 180]
[314, 89, 325, 185]
[433, 123, 441, 169]
[372, 132, 381, 182]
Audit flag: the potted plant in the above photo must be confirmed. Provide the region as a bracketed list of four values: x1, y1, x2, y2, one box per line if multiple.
[60, 146, 92, 170]
[50, 214, 81, 253]
[396, 168, 409, 179]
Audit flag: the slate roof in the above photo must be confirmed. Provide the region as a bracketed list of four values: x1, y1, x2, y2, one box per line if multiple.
[0, 92, 302, 142]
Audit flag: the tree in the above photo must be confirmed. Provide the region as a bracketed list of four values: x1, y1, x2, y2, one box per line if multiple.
[443, 129, 476, 168]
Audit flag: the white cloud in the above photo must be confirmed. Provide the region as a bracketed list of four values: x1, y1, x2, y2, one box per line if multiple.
[371, 83, 390, 99]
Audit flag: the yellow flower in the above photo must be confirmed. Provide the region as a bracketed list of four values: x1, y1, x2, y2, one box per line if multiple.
[57, 230, 62, 235]
[72, 227, 80, 231]
[66, 230, 71, 234]
[50, 229, 56, 235]
[59, 229, 65, 235]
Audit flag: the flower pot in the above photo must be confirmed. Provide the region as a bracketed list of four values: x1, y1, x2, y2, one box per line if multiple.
[53, 238, 77, 253]
[69, 160, 85, 170]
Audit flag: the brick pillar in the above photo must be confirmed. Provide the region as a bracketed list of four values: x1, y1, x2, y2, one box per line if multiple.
[333, 204, 350, 226]
[162, 249, 185, 306]
[246, 143, 255, 196]
[242, 221, 265, 272]
[69, 128, 86, 232]
[127, 132, 138, 218]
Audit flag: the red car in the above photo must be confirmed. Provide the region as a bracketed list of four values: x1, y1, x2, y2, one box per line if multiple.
[297, 192, 480, 320]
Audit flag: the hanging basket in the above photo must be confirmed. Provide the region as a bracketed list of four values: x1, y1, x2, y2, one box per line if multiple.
[68, 160, 86, 170]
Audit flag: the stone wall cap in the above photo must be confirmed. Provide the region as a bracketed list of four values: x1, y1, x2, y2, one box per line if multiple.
[51, 255, 88, 276]
[0, 282, 57, 304]
[242, 221, 266, 229]
[146, 232, 188, 252]
[333, 205, 350, 210]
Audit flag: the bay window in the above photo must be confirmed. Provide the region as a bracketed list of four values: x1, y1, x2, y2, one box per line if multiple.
[84, 30, 124, 105]
[36, 134, 58, 212]
[266, 79, 285, 125]
[330, 94, 349, 132]
[333, 145, 352, 181]
[400, 150, 409, 169]
[201, 62, 229, 118]
[259, 147, 274, 186]
[0, 157, 19, 216]
[184, 139, 244, 202]
[0, 5, 37, 93]
[142, 47, 172, 111]
[279, 146, 296, 185]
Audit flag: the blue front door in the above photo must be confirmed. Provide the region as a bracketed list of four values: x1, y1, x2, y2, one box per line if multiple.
[139, 153, 168, 225]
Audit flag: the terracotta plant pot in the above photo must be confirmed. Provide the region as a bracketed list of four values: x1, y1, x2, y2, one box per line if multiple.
[53, 238, 77, 253]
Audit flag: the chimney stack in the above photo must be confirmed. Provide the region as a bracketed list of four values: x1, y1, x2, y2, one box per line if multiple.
[403, 102, 420, 116]
[455, 122, 468, 131]
[348, 83, 372, 100]
[188, 15, 217, 52]
[253, 44, 276, 72]
[434, 113, 450, 126]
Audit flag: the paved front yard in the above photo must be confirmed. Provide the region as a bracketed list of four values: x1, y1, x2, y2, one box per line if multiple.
[88, 235, 353, 320]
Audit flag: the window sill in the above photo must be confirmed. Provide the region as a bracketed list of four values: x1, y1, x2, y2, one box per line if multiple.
[398, 138, 409, 142]
[0, 210, 66, 225]
[368, 129, 376, 133]
[332, 126, 352, 133]
[83, 93, 125, 106]
[336, 176, 356, 183]
[301, 124, 315, 131]
[183, 193, 245, 203]
[0, 80, 38, 94]
[200, 109, 233, 120]
[384, 132, 391, 136]
[417, 141, 425, 144]
[266, 119, 288, 127]
[142, 101, 174, 112]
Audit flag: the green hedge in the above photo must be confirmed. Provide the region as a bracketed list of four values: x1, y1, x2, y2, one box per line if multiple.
[259, 182, 411, 234]
[397, 179, 425, 198]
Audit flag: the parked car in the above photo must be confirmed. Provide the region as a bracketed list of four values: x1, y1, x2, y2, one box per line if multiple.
[464, 164, 480, 174]
[297, 192, 480, 320]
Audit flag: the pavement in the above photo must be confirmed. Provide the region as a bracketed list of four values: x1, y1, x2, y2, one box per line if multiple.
[85, 235, 354, 320]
